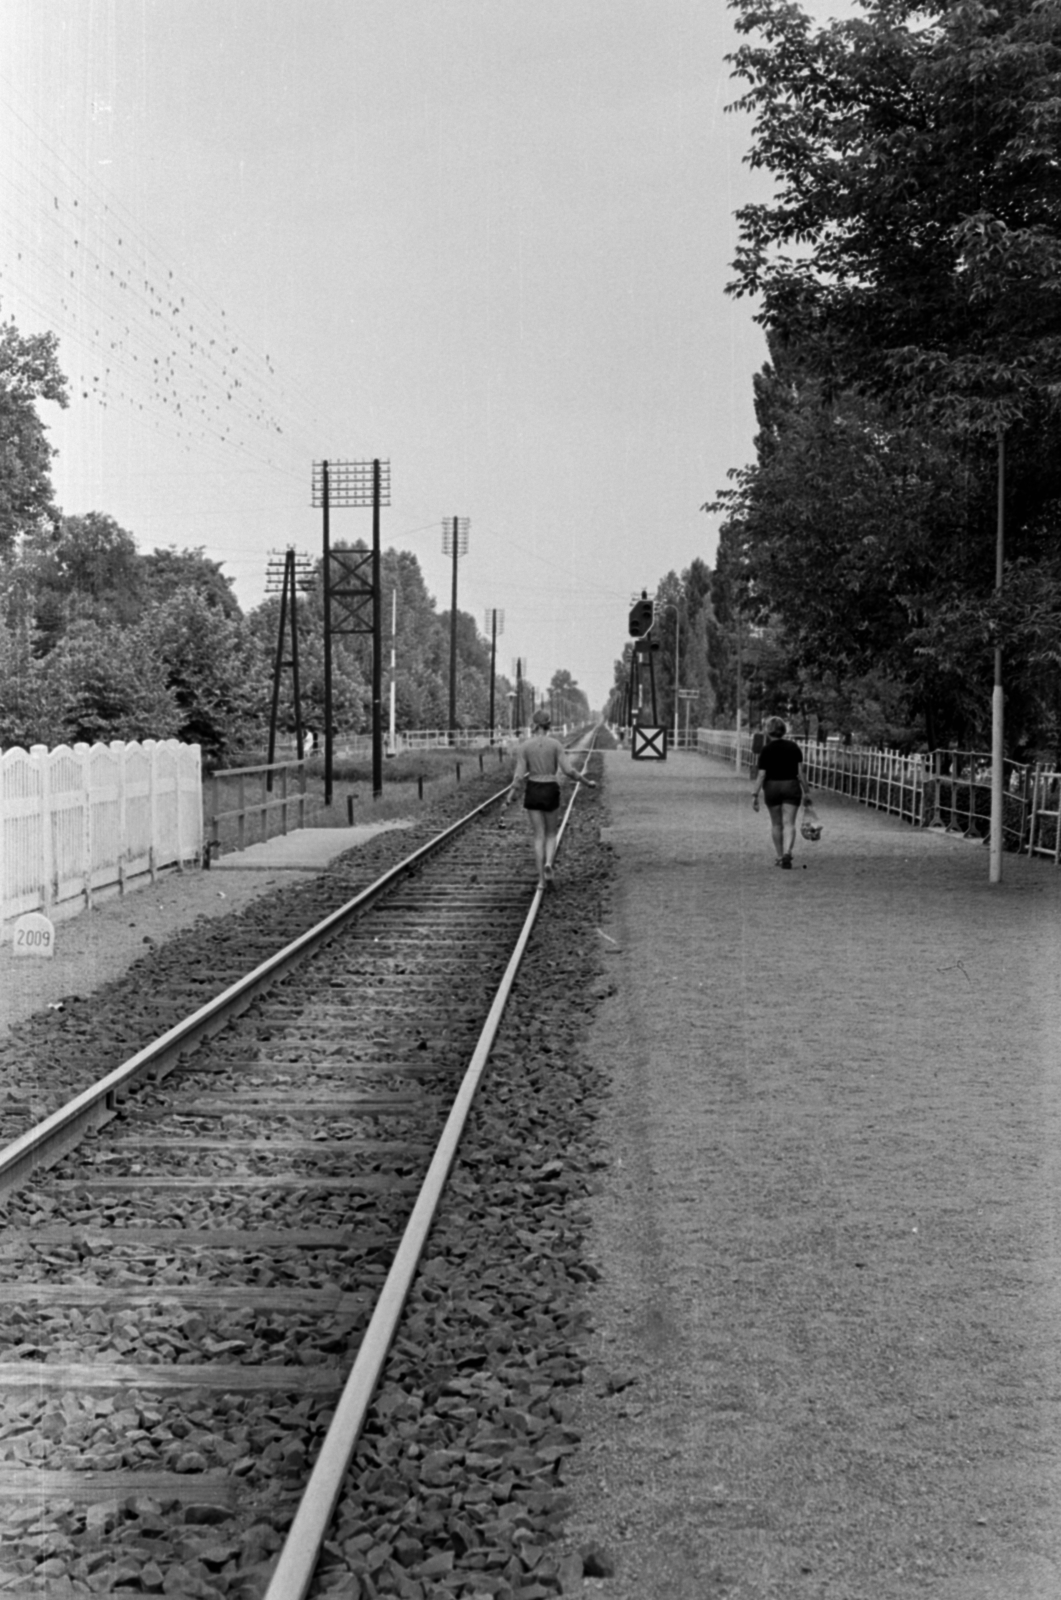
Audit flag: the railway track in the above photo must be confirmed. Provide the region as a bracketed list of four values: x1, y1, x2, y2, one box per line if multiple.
[0, 739, 604, 1599]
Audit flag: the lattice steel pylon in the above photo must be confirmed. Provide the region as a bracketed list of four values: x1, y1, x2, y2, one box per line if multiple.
[265, 548, 314, 785]
[311, 459, 391, 802]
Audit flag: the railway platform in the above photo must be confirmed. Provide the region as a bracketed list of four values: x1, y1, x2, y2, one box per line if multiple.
[568, 747, 1061, 1599]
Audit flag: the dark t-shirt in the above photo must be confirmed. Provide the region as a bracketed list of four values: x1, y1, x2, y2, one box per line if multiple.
[757, 738, 803, 781]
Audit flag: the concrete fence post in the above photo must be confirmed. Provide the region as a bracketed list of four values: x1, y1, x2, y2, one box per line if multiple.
[31, 746, 53, 913]
[75, 743, 92, 908]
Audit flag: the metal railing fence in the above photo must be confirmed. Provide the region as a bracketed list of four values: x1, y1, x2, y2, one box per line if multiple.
[332, 725, 580, 756]
[1024, 766, 1061, 865]
[336, 728, 510, 755]
[1, 739, 202, 934]
[920, 749, 1031, 848]
[206, 760, 309, 859]
[695, 729, 1056, 858]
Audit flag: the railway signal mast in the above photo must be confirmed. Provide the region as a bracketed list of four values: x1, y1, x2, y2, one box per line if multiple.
[312, 458, 391, 804]
[628, 592, 659, 724]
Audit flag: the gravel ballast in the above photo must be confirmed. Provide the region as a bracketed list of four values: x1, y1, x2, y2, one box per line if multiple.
[0, 757, 621, 1597]
[10, 743, 1061, 1597]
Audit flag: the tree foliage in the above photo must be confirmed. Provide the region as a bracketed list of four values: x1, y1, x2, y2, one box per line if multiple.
[712, 0, 1061, 753]
[608, 559, 723, 730]
[0, 312, 67, 551]
[0, 619, 179, 749]
[729, 0, 1061, 431]
[548, 668, 590, 724]
[250, 544, 553, 738]
[148, 588, 266, 763]
[140, 546, 241, 617]
[0, 506, 580, 759]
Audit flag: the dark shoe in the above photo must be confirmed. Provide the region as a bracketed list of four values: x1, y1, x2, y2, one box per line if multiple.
[781, 854, 793, 869]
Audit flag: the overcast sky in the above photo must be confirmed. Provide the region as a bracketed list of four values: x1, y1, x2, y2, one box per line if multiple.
[0, 1, 841, 706]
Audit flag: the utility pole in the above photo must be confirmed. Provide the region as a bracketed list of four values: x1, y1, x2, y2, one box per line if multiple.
[484, 609, 504, 743]
[264, 547, 313, 787]
[388, 587, 397, 756]
[371, 460, 383, 794]
[514, 657, 525, 734]
[443, 518, 469, 744]
[320, 461, 333, 802]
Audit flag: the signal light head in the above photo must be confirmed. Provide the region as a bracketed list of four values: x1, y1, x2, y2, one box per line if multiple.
[628, 599, 654, 638]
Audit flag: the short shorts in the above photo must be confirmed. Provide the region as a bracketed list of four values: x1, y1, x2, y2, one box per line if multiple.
[524, 779, 561, 812]
[763, 778, 803, 808]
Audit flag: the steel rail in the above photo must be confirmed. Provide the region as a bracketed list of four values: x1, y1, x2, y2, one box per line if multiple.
[263, 742, 598, 1600]
[0, 784, 511, 1199]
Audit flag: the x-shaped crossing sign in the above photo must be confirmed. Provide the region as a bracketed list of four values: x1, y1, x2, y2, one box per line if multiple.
[632, 725, 667, 761]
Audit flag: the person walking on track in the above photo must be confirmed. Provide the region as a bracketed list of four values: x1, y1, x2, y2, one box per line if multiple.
[502, 708, 596, 890]
[750, 715, 811, 868]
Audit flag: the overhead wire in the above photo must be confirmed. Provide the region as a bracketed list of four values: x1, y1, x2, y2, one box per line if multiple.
[0, 62, 330, 483]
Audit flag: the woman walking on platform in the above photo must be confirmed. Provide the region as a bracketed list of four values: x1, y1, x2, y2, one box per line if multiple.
[502, 708, 596, 890]
[751, 716, 811, 868]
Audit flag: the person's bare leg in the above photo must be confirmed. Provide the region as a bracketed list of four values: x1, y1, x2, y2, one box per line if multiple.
[782, 802, 799, 860]
[767, 805, 784, 861]
[543, 810, 561, 875]
[530, 811, 547, 887]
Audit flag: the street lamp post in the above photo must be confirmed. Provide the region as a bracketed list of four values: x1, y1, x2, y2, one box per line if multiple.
[734, 608, 744, 771]
[388, 587, 398, 756]
[989, 431, 1005, 884]
[658, 599, 682, 750]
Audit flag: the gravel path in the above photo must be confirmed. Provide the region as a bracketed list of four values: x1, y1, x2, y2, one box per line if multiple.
[565, 750, 1061, 1599]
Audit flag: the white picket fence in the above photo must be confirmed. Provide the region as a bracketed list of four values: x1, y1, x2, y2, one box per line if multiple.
[1, 739, 202, 937]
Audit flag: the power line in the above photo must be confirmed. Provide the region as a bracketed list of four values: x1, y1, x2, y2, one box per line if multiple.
[0, 64, 330, 476]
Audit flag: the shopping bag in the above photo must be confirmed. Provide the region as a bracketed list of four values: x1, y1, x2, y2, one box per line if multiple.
[800, 800, 823, 842]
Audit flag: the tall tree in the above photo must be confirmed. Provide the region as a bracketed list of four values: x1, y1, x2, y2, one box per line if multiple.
[148, 589, 266, 764]
[140, 546, 241, 618]
[0, 619, 178, 750]
[720, 0, 1061, 749]
[0, 312, 68, 551]
[728, 0, 1061, 432]
[548, 668, 590, 724]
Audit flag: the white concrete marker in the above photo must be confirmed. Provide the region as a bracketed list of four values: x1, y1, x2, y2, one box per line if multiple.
[12, 912, 55, 958]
